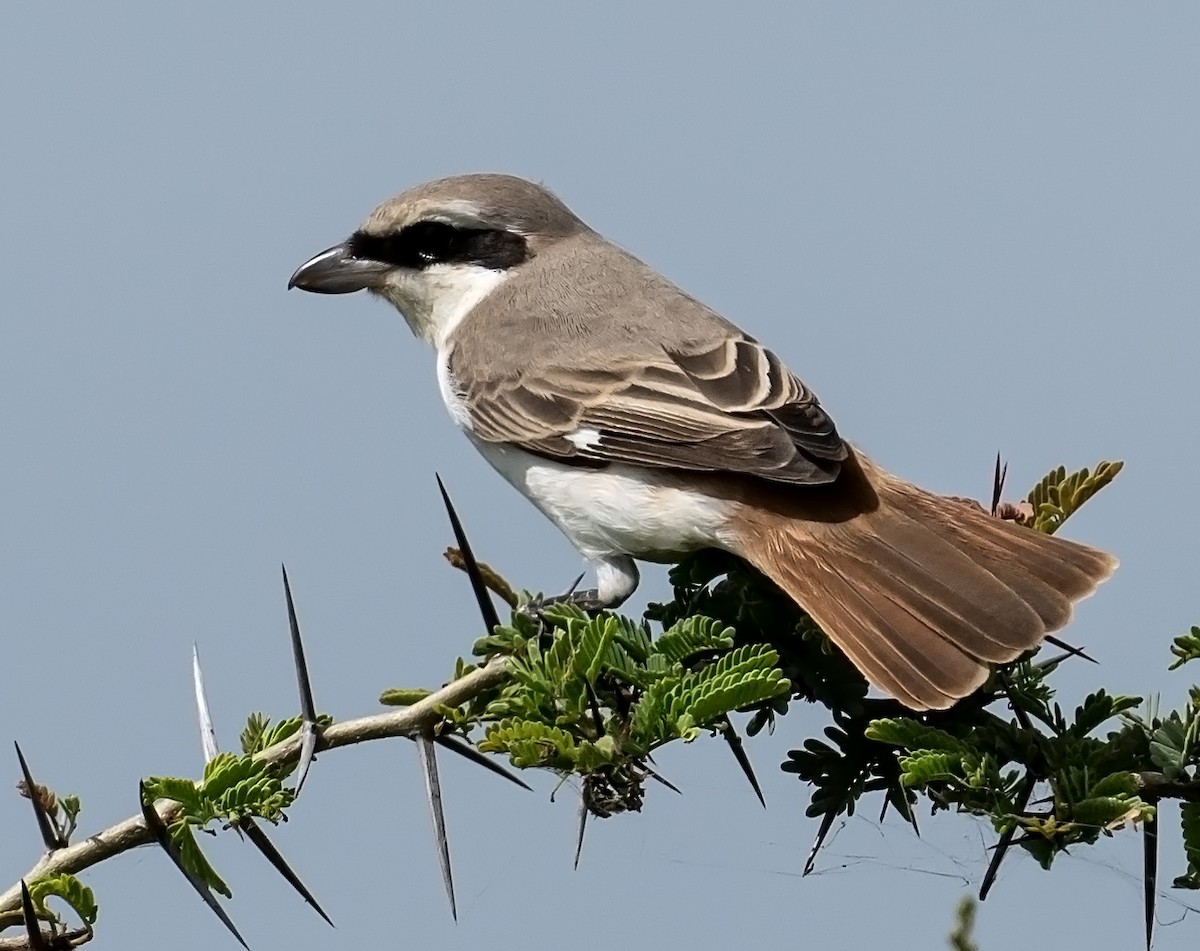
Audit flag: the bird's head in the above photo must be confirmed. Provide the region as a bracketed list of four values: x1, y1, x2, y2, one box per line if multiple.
[289, 173, 584, 346]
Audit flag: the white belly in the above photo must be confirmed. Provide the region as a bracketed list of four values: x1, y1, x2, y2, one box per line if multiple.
[470, 438, 731, 561]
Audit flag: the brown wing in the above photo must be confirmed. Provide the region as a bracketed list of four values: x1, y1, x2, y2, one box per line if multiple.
[450, 332, 847, 485]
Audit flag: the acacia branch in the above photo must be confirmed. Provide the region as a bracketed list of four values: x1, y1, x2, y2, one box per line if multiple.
[1135, 772, 1200, 803]
[0, 656, 511, 926]
[0, 928, 90, 951]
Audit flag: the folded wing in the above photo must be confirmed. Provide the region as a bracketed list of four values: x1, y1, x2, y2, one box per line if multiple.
[451, 332, 848, 485]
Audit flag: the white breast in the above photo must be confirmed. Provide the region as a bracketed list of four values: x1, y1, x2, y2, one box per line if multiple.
[434, 320, 731, 563]
[467, 438, 730, 562]
[437, 349, 472, 429]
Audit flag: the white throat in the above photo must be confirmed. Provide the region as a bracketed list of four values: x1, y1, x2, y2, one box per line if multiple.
[375, 263, 508, 349]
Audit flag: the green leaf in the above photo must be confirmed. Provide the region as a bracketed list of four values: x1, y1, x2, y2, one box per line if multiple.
[581, 615, 617, 682]
[574, 736, 618, 771]
[60, 794, 81, 823]
[1176, 802, 1200, 889]
[240, 713, 334, 754]
[1086, 771, 1138, 799]
[631, 644, 789, 749]
[379, 687, 432, 706]
[1025, 460, 1123, 534]
[1017, 832, 1058, 871]
[260, 714, 316, 750]
[1169, 626, 1200, 671]
[612, 615, 653, 663]
[1070, 690, 1142, 739]
[171, 819, 231, 899]
[1071, 795, 1151, 830]
[472, 621, 531, 658]
[28, 873, 98, 927]
[240, 712, 269, 755]
[205, 755, 294, 824]
[866, 718, 969, 754]
[652, 616, 736, 664]
[142, 776, 205, 815]
[898, 751, 964, 788]
[147, 754, 295, 830]
[479, 718, 578, 769]
[1150, 715, 1190, 780]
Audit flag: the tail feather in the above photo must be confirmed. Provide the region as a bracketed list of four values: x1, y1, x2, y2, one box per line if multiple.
[857, 504, 1044, 660]
[801, 557, 990, 709]
[728, 455, 1116, 711]
[891, 479, 1113, 604]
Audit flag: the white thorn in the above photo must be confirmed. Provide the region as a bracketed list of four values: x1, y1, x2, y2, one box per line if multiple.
[416, 735, 456, 920]
[192, 643, 219, 763]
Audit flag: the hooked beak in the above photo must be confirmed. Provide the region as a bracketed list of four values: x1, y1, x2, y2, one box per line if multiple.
[288, 242, 392, 294]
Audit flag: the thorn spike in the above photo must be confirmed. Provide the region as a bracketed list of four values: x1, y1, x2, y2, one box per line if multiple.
[139, 781, 251, 949]
[435, 475, 501, 633]
[1144, 806, 1158, 951]
[990, 452, 1008, 518]
[991, 453, 1001, 516]
[434, 734, 532, 791]
[979, 774, 1036, 901]
[416, 735, 457, 920]
[1043, 635, 1097, 664]
[804, 810, 838, 876]
[574, 792, 588, 870]
[21, 880, 51, 951]
[294, 722, 318, 796]
[240, 818, 334, 927]
[894, 776, 920, 837]
[643, 764, 682, 795]
[14, 741, 65, 851]
[281, 564, 320, 794]
[582, 679, 605, 737]
[563, 571, 586, 598]
[192, 644, 220, 763]
[719, 718, 765, 808]
[1000, 675, 1034, 733]
[281, 565, 318, 722]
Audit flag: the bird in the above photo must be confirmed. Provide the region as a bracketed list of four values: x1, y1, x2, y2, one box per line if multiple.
[289, 173, 1115, 711]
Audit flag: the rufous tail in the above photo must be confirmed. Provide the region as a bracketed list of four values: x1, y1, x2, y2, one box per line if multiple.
[729, 454, 1116, 710]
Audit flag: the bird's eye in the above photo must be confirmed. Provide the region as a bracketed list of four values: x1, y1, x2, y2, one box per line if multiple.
[347, 221, 529, 271]
[407, 222, 459, 266]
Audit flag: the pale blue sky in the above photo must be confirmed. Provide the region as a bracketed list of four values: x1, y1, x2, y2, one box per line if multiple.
[3, 4, 1199, 949]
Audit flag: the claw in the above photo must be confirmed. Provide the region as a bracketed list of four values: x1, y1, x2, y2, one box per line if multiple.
[523, 585, 606, 619]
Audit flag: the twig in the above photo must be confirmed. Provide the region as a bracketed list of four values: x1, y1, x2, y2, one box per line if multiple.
[1134, 772, 1200, 802]
[442, 549, 518, 608]
[0, 927, 90, 951]
[0, 657, 511, 924]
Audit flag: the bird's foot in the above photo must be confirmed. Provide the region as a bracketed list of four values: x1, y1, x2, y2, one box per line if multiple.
[522, 583, 607, 619]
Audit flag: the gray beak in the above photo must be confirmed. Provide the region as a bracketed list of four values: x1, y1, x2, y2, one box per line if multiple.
[288, 242, 392, 294]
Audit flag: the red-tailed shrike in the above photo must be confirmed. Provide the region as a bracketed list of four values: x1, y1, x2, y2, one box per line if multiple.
[290, 174, 1115, 711]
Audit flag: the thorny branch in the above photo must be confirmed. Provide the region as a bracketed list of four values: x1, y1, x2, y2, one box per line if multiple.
[0, 928, 90, 951]
[0, 656, 511, 927]
[1135, 772, 1200, 803]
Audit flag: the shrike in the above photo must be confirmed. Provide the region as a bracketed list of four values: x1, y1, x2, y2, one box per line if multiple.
[289, 173, 1115, 711]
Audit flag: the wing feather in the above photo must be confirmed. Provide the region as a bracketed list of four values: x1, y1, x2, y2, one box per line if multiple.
[450, 332, 846, 485]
